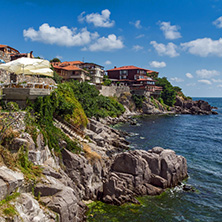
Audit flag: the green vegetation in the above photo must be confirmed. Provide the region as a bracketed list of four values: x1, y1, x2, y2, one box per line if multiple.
[0, 192, 20, 218]
[53, 71, 62, 84]
[147, 71, 159, 79]
[0, 193, 20, 207]
[173, 86, 192, 100]
[18, 146, 43, 182]
[150, 96, 159, 109]
[132, 95, 145, 109]
[25, 83, 86, 154]
[50, 58, 61, 63]
[103, 75, 112, 86]
[155, 77, 192, 107]
[155, 77, 177, 106]
[67, 81, 125, 118]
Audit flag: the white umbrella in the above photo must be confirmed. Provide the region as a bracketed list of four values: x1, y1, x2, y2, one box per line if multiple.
[0, 57, 53, 77]
[28, 68, 53, 77]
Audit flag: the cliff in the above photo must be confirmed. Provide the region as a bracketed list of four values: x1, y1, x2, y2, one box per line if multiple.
[0, 111, 188, 221]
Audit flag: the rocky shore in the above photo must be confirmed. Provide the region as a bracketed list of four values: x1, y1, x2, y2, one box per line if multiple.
[174, 96, 218, 115]
[0, 116, 188, 222]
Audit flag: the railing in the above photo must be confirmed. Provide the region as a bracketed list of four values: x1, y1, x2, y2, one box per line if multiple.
[54, 115, 85, 137]
[0, 82, 57, 90]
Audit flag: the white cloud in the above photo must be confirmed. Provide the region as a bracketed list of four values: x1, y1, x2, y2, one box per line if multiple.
[213, 16, 222, 28]
[181, 38, 222, 57]
[88, 34, 124, 51]
[132, 45, 143, 51]
[23, 23, 98, 47]
[170, 77, 184, 82]
[150, 41, 179, 57]
[105, 60, 112, 65]
[78, 9, 115, 28]
[186, 83, 196, 86]
[135, 34, 145, 39]
[149, 61, 166, 68]
[186, 73, 193, 79]
[217, 84, 222, 87]
[56, 55, 63, 60]
[212, 78, 222, 83]
[159, 21, 182, 40]
[198, 79, 212, 85]
[130, 20, 142, 29]
[196, 69, 220, 79]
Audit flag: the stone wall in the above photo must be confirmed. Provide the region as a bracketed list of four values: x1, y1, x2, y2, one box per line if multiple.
[99, 85, 130, 97]
[2, 88, 52, 108]
[0, 51, 10, 63]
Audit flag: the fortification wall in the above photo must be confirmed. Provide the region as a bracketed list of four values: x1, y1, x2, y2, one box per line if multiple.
[99, 85, 130, 97]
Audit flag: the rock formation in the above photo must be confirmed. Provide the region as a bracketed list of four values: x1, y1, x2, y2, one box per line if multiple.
[102, 147, 187, 205]
[0, 115, 188, 221]
[174, 96, 218, 115]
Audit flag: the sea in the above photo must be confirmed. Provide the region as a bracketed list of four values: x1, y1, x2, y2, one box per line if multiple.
[87, 97, 222, 222]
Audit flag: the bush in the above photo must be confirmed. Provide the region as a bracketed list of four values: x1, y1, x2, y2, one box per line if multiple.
[155, 77, 177, 106]
[103, 75, 112, 86]
[132, 95, 145, 109]
[67, 81, 125, 118]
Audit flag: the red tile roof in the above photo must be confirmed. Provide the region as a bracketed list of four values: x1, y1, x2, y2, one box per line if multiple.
[54, 65, 87, 72]
[0, 44, 20, 53]
[60, 61, 84, 66]
[107, 65, 158, 73]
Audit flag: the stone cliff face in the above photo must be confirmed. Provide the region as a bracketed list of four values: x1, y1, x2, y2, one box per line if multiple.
[102, 147, 187, 205]
[0, 117, 188, 222]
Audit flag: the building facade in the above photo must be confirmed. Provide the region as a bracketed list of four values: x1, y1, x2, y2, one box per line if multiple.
[106, 65, 162, 96]
[0, 44, 33, 62]
[52, 61, 104, 84]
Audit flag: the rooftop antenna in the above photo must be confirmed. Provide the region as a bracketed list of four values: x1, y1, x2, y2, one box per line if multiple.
[82, 57, 84, 63]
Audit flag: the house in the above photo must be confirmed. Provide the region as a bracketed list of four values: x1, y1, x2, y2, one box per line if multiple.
[53, 64, 89, 82]
[79, 62, 104, 84]
[52, 61, 104, 84]
[0, 44, 33, 62]
[106, 65, 162, 96]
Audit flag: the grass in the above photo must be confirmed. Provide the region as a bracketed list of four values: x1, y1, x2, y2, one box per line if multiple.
[83, 143, 101, 164]
[0, 145, 43, 182]
[0, 192, 20, 218]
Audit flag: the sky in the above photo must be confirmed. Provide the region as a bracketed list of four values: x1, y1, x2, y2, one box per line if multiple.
[1, 0, 222, 97]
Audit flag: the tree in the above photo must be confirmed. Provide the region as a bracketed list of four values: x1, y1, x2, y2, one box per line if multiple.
[103, 75, 112, 86]
[147, 71, 159, 79]
[50, 58, 61, 63]
[156, 77, 176, 106]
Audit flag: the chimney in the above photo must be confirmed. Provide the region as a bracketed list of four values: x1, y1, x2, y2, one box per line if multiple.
[114, 66, 116, 68]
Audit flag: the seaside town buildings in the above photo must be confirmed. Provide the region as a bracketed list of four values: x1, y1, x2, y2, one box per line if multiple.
[52, 61, 105, 84]
[0, 43, 162, 101]
[0, 44, 34, 63]
[106, 65, 162, 96]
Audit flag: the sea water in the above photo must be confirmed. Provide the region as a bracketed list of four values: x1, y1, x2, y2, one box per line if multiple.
[87, 98, 222, 222]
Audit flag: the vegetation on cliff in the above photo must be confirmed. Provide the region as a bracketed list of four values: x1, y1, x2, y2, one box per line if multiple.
[67, 81, 125, 118]
[156, 77, 191, 107]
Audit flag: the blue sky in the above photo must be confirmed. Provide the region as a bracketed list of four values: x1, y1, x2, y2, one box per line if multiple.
[1, 0, 222, 97]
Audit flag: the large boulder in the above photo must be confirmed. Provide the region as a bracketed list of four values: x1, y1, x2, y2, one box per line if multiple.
[0, 166, 24, 201]
[14, 193, 56, 222]
[62, 149, 103, 200]
[102, 147, 188, 204]
[35, 168, 87, 222]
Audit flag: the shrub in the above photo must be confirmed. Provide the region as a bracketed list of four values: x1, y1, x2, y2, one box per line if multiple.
[132, 95, 145, 109]
[155, 77, 177, 106]
[67, 81, 125, 118]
